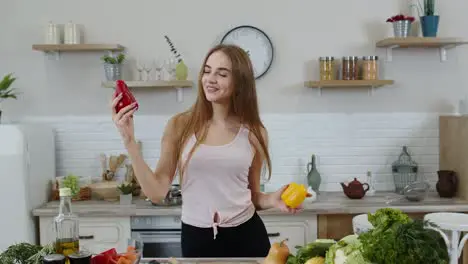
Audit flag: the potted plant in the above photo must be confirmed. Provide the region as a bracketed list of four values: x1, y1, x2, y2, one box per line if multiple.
[0, 73, 19, 124]
[413, 0, 439, 37]
[386, 14, 415, 37]
[101, 53, 126, 81]
[164, 35, 188, 81]
[117, 181, 134, 205]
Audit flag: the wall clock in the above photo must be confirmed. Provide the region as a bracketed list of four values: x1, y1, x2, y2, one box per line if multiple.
[220, 25, 274, 79]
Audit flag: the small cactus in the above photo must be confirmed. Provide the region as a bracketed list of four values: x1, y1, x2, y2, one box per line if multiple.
[423, 0, 435, 16]
[117, 181, 135, 195]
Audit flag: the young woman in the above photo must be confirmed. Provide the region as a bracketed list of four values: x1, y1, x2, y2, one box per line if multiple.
[111, 44, 307, 258]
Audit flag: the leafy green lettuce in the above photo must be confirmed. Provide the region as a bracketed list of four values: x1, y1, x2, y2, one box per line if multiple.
[287, 239, 336, 264]
[359, 208, 449, 264]
[324, 234, 370, 264]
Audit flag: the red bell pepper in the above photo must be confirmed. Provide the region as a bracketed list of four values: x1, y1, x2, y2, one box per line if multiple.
[91, 248, 118, 264]
[114, 80, 138, 113]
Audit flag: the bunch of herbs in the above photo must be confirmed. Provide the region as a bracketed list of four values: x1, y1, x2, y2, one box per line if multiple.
[359, 208, 449, 264]
[101, 53, 125, 64]
[0, 242, 42, 264]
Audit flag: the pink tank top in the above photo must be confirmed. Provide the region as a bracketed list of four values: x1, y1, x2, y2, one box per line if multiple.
[180, 125, 256, 239]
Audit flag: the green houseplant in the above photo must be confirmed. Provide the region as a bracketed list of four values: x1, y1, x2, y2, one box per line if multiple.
[101, 53, 126, 81]
[117, 181, 134, 205]
[164, 35, 188, 81]
[414, 0, 439, 37]
[0, 73, 19, 124]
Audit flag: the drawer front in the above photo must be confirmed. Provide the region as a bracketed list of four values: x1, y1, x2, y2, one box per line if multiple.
[79, 222, 121, 243]
[79, 220, 126, 253]
[39, 217, 131, 253]
[264, 223, 306, 253]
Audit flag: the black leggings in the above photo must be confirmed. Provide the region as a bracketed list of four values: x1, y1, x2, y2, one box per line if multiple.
[181, 212, 271, 257]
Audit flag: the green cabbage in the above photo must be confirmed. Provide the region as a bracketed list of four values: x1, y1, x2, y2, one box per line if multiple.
[324, 235, 370, 264]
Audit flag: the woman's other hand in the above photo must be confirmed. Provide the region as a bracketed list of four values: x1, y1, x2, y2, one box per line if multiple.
[111, 93, 138, 145]
[270, 184, 312, 214]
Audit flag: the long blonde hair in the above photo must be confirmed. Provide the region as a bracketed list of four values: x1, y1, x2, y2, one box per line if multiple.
[173, 44, 272, 184]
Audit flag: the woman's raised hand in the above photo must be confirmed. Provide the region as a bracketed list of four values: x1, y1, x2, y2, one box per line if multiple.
[111, 93, 138, 145]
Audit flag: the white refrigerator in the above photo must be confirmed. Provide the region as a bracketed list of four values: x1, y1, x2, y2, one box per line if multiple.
[0, 124, 55, 251]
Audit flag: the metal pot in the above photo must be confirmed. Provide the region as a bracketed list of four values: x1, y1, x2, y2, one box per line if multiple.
[104, 63, 122, 81]
[150, 184, 182, 206]
[393, 20, 412, 37]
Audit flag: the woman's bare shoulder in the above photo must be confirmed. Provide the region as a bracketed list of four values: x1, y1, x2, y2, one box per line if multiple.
[164, 111, 191, 134]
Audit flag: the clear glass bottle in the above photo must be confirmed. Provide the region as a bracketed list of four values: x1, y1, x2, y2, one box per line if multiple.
[54, 187, 80, 259]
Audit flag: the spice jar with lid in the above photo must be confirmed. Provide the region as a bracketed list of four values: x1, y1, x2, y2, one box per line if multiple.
[42, 254, 66, 264]
[341, 56, 359, 80]
[319, 56, 335, 81]
[68, 251, 92, 264]
[362, 56, 379, 80]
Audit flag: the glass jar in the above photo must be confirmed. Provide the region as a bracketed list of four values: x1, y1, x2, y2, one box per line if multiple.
[43, 254, 66, 264]
[54, 188, 80, 259]
[341, 56, 359, 80]
[68, 251, 92, 264]
[362, 56, 379, 80]
[319, 56, 335, 80]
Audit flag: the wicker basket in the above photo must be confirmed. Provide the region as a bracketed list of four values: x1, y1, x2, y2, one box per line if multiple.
[50, 179, 92, 201]
[51, 186, 92, 201]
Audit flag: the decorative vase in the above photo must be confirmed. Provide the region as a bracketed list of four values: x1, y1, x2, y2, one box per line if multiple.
[104, 63, 122, 81]
[393, 20, 412, 37]
[175, 61, 188, 81]
[420, 15, 439, 37]
[306, 154, 321, 193]
[119, 193, 132, 205]
[436, 170, 458, 198]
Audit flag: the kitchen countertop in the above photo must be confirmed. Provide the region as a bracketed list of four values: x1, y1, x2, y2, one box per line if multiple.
[31, 191, 468, 217]
[139, 258, 263, 264]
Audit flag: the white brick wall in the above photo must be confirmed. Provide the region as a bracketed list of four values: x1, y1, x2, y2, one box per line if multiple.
[21, 113, 440, 192]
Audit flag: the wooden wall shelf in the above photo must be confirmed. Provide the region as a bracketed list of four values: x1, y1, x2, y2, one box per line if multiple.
[376, 37, 468, 62]
[304, 80, 394, 96]
[102, 80, 194, 103]
[32, 44, 124, 52]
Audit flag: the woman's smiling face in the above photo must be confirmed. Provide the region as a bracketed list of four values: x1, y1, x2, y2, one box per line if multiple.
[202, 50, 234, 103]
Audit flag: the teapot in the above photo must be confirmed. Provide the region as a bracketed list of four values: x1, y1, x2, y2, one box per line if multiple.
[340, 178, 370, 199]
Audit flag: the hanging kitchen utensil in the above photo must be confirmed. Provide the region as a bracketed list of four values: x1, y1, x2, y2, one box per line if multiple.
[99, 153, 108, 181]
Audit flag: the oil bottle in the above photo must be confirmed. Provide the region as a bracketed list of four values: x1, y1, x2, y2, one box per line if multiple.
[54, 187, 80, 260]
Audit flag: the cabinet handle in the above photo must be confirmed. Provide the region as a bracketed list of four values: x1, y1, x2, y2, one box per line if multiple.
[267, 232, 280, 237]
[79, 235, 94, 240]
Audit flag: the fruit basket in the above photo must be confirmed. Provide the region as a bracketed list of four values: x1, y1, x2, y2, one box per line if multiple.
[91, 246, 141, 264]
[50, 175, 93, 201]
[90, 239, 143, 264]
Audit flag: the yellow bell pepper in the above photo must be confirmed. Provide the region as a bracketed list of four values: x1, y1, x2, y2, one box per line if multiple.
[281, 182, 307, 208]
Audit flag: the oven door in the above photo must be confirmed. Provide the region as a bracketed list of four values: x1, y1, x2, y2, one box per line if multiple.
[132, 229, 182, 259]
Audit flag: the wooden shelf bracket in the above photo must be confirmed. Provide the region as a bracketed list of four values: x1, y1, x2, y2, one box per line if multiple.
[384, 44, 458, 62]
[176, 87, 183, 103]
[384, 45, 400, 62]
[376, 38, 468, 62]
[439, 44, 456, 62]
[315, 85, 378, 97]
[305, 80, 394, 97]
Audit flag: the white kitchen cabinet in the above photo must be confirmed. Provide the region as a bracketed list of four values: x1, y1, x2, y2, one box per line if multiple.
[261, 214, 317, 254]
[38, 216, 131, 253]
